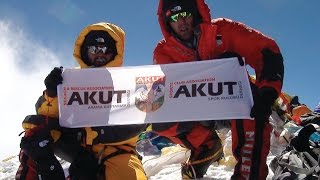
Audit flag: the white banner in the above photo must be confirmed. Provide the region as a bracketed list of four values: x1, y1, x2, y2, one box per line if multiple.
[58, 57, 253, 127]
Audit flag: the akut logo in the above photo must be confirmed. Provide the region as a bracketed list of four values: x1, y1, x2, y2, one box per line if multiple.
[135, 76, 165, 112]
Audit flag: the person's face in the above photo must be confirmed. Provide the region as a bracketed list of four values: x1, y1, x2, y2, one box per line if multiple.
[87, 45, 114, 67]
[169, 12, 194, 41]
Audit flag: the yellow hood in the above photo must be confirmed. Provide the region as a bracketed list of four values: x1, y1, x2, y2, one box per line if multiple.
[73, 22, 125, 68]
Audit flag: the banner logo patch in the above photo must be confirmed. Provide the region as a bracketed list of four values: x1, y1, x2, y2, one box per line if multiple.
[135, 76, 165, 112]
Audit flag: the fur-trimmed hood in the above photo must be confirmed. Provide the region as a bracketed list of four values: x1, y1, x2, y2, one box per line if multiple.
[73, 22, 125, 68]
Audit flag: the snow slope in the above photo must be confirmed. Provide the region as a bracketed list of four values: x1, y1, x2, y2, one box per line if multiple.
[1, 130, 280, 180]
[0, 153, 275, 180]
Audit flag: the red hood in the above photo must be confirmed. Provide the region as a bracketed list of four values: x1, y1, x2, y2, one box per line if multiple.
[157, 0, 212, 40]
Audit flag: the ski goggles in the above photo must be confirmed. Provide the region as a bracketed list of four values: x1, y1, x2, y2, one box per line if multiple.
[169, 11, 192, 22]
[87, 45, 109, 54]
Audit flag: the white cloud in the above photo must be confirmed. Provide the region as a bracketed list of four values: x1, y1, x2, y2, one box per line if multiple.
[0, 20, 63, 159]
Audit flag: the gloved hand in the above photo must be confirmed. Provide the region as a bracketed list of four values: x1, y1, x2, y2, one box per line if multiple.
[45, 67, 63, 97]
[250, 87, 278, 120]
[68, 148, 101, 180]
[20, 126, 65, 179]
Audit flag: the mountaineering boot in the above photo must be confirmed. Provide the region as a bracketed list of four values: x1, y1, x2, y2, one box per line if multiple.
[181, 131, 223, 179]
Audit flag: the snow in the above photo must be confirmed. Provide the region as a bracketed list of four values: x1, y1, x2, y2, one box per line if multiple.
[141, 131, 277, 180]
[0, 153, 276, 180]
[0, 130, 280, 180]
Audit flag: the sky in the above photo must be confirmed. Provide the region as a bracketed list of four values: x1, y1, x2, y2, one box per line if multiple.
[0, 0, 319, 159]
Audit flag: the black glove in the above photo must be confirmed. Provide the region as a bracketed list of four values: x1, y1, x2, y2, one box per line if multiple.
[68, 148, 101, 180]
[250, 87, 278, 120]
[45, 67, 63, 97]
[20, 127, 65, 179]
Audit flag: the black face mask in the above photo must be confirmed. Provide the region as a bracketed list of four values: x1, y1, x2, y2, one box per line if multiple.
[91, 56, 112, 67]
[80, 30, 117, 67]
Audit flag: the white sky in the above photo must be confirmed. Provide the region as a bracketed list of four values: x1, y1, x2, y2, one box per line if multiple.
[0, 20, 63, 159]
